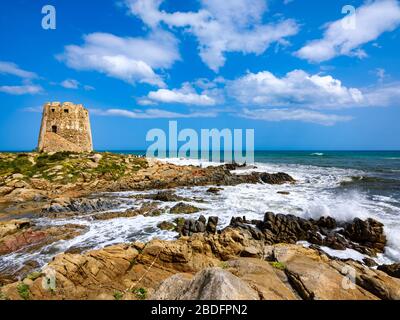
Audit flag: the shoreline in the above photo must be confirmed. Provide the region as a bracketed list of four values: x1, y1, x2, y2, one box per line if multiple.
[0, 152, 399, 300]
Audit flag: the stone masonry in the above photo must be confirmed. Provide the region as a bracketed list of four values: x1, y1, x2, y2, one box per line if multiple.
[37, 102, 93, 153]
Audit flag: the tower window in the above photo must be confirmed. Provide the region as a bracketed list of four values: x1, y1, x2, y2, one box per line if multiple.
[51, 109, 55, 112]
[64, 109, 69, 113]
[52, 125, 57, 133]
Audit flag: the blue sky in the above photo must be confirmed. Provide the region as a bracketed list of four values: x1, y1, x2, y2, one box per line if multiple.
[1, 0, 400, 151]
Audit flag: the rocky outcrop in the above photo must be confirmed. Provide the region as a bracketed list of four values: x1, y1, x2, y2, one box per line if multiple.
[42, 197, 123, 217]
[2, 225, 398, 301]
[0, 223, 87, 257]
[230, 213, 387, 257]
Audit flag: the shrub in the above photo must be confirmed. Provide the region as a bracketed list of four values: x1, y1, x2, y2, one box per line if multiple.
[133, 288, 147, 300]
[17, 283, 30, 300]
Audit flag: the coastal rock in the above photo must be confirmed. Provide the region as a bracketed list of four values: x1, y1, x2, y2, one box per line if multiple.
[157, 221, 176, 231]
[206, 187, 223, 194]
[229, 213, 387, 257]
[0, 219, 31, 239]
[1, 226, 399, 301]
[206, 216, 219, 234]
[42, 197, 124, 218]
[154, 268, 260, 300]
[170, 203, 202, 214]
[260, 172, 296, 185]
[378, 263, 400, 279]
[0, 224, 87, 256]
[342, 218, 386, 253]
[93, 202, 163, 220]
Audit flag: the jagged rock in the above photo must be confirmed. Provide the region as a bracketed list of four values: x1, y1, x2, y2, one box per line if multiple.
[206, 216, 219, 234]
[378, 263, 400, 279]
[342, 218, 386, 253]
[170, 203, 202, 214]
[42, 197, 123, 216]
[230, 213, 387, 257]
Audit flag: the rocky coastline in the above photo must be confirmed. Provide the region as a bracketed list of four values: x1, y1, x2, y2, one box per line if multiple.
[0, 152, 399, 300]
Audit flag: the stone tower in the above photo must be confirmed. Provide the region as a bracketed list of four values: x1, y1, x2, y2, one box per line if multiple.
[37, 102, 93, 153]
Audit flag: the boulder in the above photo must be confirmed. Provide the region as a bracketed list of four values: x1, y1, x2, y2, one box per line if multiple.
[153, 268, 259, 300]
[260, 172, 296, 185]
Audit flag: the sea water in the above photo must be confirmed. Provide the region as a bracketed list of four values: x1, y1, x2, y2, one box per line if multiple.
[1, 151, 399, 275]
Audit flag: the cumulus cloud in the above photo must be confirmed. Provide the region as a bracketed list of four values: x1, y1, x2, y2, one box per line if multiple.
[228, 70, 364, 109]
[146, 82, 217, 106]
[125, 0, 299, 71]
[296, 0, 400, 62]
[240, 108, 352, 126]
[58, 30, 180, 87]
[0, 61, 38, 79]
[90, 108, 218, 119]
[0, 85, 43, 95]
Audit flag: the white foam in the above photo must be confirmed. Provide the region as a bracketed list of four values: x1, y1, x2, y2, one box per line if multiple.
[1, 158, 399, 275]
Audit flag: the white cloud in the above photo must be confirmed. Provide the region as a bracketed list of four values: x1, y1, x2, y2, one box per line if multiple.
[0, 85, 43, 95]
[90, 108, 217, 119]
[0, 61, 37, 79]
[60, 79, 95, 90]
[61, 79, 80, 89]
[228, 70, 364, 109]
[147, 82, 217, 106]
[296, 0, 400, 62]
[58, 30, 180, 87]
[125, 0, 299, 71]
[240, 108, 352, 126]
[362, 82, 400, 107]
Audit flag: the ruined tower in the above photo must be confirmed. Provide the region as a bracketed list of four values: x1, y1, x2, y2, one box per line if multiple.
[37, 102, 93, 153]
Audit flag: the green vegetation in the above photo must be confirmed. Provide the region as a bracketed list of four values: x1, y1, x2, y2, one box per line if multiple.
[220, 262, 230, 269]
[17, 283, 30, 300]
[26, 271, 42, 281]
[133, 287, 147, 300]
[113, 291, 124, 300]
[270, 261, 286, 270]
[0, 152, 148, 183]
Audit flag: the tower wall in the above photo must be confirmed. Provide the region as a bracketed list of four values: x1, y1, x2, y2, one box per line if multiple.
[37, 102, 93, 153]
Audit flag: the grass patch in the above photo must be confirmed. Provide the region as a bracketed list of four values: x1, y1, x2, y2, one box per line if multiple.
[270, 261, 286, 270]
[133, 287, 147, 300]
[220, 262, 230, 269]
[17, 283, 30, 300]
[113, 291, 124, 300]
